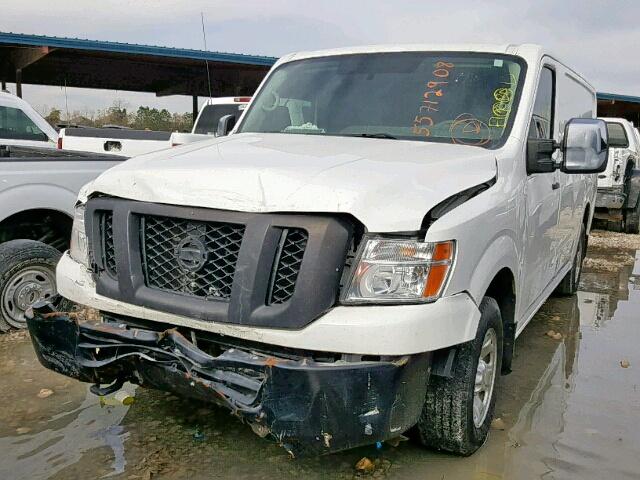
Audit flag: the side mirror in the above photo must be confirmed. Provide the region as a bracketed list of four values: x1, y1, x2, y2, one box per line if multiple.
[216, 114, 236, 137]
[526, 138, 557, 174]
[561, 118, 609, 174]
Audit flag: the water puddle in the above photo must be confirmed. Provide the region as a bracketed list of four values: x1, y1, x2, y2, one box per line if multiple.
[1, 246, 639, 479]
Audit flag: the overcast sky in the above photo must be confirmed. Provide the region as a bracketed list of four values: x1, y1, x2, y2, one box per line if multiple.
[2, 0, 638, 115]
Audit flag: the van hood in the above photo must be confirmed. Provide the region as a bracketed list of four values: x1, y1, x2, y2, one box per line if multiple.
[85, 133, 497, 232]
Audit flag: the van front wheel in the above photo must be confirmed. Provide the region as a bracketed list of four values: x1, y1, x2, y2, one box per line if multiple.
[414, 296, 503, 456]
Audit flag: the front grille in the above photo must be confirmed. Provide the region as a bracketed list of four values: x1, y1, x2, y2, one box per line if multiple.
[267, 228, 308, 304]
[89, 198, 351, 328]
[141, 215, 245, 300]
[100, 212, 117, 276]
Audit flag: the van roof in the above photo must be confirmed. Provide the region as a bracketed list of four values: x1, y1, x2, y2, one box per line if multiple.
[276, 43, 592, 91]
[279, 43, 545, 63]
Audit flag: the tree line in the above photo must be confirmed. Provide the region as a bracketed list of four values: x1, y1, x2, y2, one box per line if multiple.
[43, 100, 193, 132]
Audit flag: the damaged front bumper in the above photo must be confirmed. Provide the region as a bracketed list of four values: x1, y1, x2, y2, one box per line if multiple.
[26, 305, 430, 456]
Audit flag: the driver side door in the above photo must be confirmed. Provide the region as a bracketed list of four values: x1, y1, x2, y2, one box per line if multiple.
[522, 66, 562, 312]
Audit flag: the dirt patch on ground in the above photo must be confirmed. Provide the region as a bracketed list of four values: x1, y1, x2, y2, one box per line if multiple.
[589, 229, 640, 251]
[0, 328, 29, 344]
[585, 230, 640, 271]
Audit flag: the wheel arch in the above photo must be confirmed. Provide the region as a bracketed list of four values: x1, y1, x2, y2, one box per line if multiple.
[483, 266, 516, 374]
[0, 208, 73, 251]
[583, 201, 593, 232]
[0, 183, 76, 223]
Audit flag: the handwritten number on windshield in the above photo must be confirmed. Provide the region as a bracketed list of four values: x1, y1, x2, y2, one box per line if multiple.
[412, 61, 454, 137]
[489, 74, 517, 129]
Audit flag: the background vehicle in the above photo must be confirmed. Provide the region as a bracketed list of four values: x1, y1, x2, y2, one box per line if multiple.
[168, 97, 250, 147]
[0, 144, 125, 330]
[594, 117, 640, 233]
[59, 98, 251, 154]
[0, 91, 58, 148]
[28, 44, 608, 457]
[59, 126, 170, 156]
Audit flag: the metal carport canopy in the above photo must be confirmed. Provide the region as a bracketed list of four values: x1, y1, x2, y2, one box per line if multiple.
[597, 92, 640, 126]
[0, 31, 277, 101]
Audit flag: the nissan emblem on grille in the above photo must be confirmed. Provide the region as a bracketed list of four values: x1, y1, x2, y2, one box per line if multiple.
[174, 236, 208, 272]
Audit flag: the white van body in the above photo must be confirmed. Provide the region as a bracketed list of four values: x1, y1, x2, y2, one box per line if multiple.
[0, 91, 58, 148]
[36, 44, 604, 456]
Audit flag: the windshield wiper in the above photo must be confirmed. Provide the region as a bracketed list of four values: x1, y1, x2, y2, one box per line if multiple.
[348, 133, 398, 140]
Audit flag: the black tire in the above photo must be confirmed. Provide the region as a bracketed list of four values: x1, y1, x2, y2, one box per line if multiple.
[414, 297, 503, 456]
[624, 201, 640, 234]
[0, 240, 72, 331]
[555, 223, 586, 296]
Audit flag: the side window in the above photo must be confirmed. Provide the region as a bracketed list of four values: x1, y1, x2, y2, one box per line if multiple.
[0, 106, 48, 141]
[606, 122, 629, 148]
[528, 67, 554, 139]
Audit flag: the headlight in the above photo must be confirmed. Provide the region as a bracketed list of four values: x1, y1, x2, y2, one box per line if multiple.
[342, 237, 455, 303]
[69, 204, 90, 268]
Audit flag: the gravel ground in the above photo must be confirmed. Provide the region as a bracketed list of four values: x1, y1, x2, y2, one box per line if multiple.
[589, 229, 640, 251]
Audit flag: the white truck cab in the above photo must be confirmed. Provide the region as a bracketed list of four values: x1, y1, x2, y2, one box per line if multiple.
[168, 96, 250, 147]
[594, 117, 640, 233]
[28, 44, 609, 457]
[0, 91, 58, 148]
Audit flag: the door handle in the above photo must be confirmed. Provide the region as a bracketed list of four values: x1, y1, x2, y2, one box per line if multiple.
[552, 181, 560, 190]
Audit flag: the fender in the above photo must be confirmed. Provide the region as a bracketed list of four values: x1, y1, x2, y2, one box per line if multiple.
[0, 183, 76, 223]
[467, 233, 519, 374]
[466, 232, 519, 306]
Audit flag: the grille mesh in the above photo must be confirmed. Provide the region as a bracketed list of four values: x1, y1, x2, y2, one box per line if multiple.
[101, 212, 117, 276]
[268, 228, 308, 304]
[141, 215, 245, 299]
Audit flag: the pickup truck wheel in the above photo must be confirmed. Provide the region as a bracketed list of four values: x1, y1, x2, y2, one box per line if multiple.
[555, 223, 586, 296]
[624, 201, 640, 234]
[415, 297, 503, 456]
[0, 240, 70, 331]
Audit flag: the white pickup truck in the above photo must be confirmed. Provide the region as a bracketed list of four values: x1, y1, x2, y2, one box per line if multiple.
[0, 93, 126, 331]
[593, 117, 640, 233]
[168, 97, 250, 147]
[28, 44, 608, 457]
[59, 126, 171, 157]
[0, 145, 125, 331]
[57, 97, 250, 155]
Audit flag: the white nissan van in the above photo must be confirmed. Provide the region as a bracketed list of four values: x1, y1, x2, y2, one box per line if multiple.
[28, 44, 608, 457]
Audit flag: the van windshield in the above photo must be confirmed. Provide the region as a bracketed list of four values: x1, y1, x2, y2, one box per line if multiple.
[238, 52, 525, 148]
